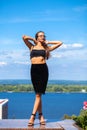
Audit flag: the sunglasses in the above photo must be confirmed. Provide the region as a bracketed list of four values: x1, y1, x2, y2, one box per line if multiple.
[38, 35, 46, 38]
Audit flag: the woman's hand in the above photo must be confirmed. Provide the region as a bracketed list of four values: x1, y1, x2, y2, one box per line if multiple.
[44, 40, 49, 45]
[22, 35, 33, 41]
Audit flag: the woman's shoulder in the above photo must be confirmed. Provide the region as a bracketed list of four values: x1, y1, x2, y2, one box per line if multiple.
[30, 45, 35, 51]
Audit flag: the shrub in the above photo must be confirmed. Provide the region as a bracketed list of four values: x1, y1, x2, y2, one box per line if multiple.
[74, 110, 87, 130]
[63, 110, 87, 130]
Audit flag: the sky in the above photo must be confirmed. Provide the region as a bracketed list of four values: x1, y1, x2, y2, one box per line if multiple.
[0, 0, 87, 80]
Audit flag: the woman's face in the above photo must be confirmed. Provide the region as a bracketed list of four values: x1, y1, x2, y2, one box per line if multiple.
[37, 32, 46, 43]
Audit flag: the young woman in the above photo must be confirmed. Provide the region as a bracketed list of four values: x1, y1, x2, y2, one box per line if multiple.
[22, 31, 63, 126]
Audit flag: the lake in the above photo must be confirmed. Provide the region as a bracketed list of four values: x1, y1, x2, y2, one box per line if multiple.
[0, 92, 87, 120]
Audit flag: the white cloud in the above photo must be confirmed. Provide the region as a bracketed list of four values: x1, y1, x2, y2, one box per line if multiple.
[72, 43, 84, 48]
[0, 17, 72, 24]
[0, 39, 14, 44]
[0, 43, 86, 65]
[14, 61, 30, 65]
[60, 43, 84, 50]
[52, 53, 62, 58]
[0, 38, 21, 45]
[51, 43, 86, 60]
[61, 44, 68, 49]
[0, 61, 7, 66]
[53, 48, 87, 60]
[33, 10, 60, 15]
[0, 9, 75, 24]
[73, 4, 87, 12]
[0, 50, 30, 65]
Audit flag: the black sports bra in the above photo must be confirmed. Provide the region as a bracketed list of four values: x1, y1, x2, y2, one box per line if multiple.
[30, 49, 46, 59]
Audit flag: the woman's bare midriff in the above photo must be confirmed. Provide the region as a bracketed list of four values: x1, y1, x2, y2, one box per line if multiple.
[31, 57, 46, 64]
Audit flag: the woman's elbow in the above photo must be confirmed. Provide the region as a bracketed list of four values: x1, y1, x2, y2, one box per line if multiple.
[22, 35, 25, 40]
[59, 41, 63, 46]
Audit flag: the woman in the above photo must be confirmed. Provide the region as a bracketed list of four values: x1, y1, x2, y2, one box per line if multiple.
[22, 31, 63, 126]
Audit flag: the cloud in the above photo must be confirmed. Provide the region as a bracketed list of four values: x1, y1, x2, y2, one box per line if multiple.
[73, 4, 87, 12]
[0, 43, 86, 66]
[60, 43, 84, 50]
[0, 61, 7, 66]
[72, 43, 84, 48]
[33, 10, 60, 15]
[0, 17, 73, 24]
[0, 39, 13, 44]
[0, 9, 75, 24]
[14, 61, 30, 65]
[51, 43, 86, 60]
[0, 18, 32, 24]
[52, 53, 62, 58]
[0, 38, 21, 46]
[0, 50, 30, 65]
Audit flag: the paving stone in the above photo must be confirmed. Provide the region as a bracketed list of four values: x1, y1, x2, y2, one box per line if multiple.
[0, 119, 79, 130]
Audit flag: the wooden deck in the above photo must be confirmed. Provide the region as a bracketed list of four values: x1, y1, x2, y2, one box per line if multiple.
[0, 119, 79, 130]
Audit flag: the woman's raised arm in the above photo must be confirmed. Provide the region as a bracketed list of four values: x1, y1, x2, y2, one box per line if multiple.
[22, 35, 37, 49]
[46, 41, 63, 51]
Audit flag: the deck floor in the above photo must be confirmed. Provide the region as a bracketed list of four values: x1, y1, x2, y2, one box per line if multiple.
[0, 119, 78, 130]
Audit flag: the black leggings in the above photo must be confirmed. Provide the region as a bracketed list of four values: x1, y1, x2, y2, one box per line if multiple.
[31, 63, 49, 94]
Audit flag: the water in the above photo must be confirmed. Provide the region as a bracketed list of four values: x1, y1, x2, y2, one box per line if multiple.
[0, 92, 87, 119]
[0, 79, 87, 119]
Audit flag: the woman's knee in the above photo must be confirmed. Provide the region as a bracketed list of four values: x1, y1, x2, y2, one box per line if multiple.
[36, 93, 41, 98]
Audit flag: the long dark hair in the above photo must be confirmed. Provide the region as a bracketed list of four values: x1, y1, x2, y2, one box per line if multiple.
[35, 31, 50, 59]
[35, 31, 45, 40]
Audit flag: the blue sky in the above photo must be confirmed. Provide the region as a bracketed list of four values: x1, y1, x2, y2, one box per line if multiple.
[0, 0, 87, 80]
